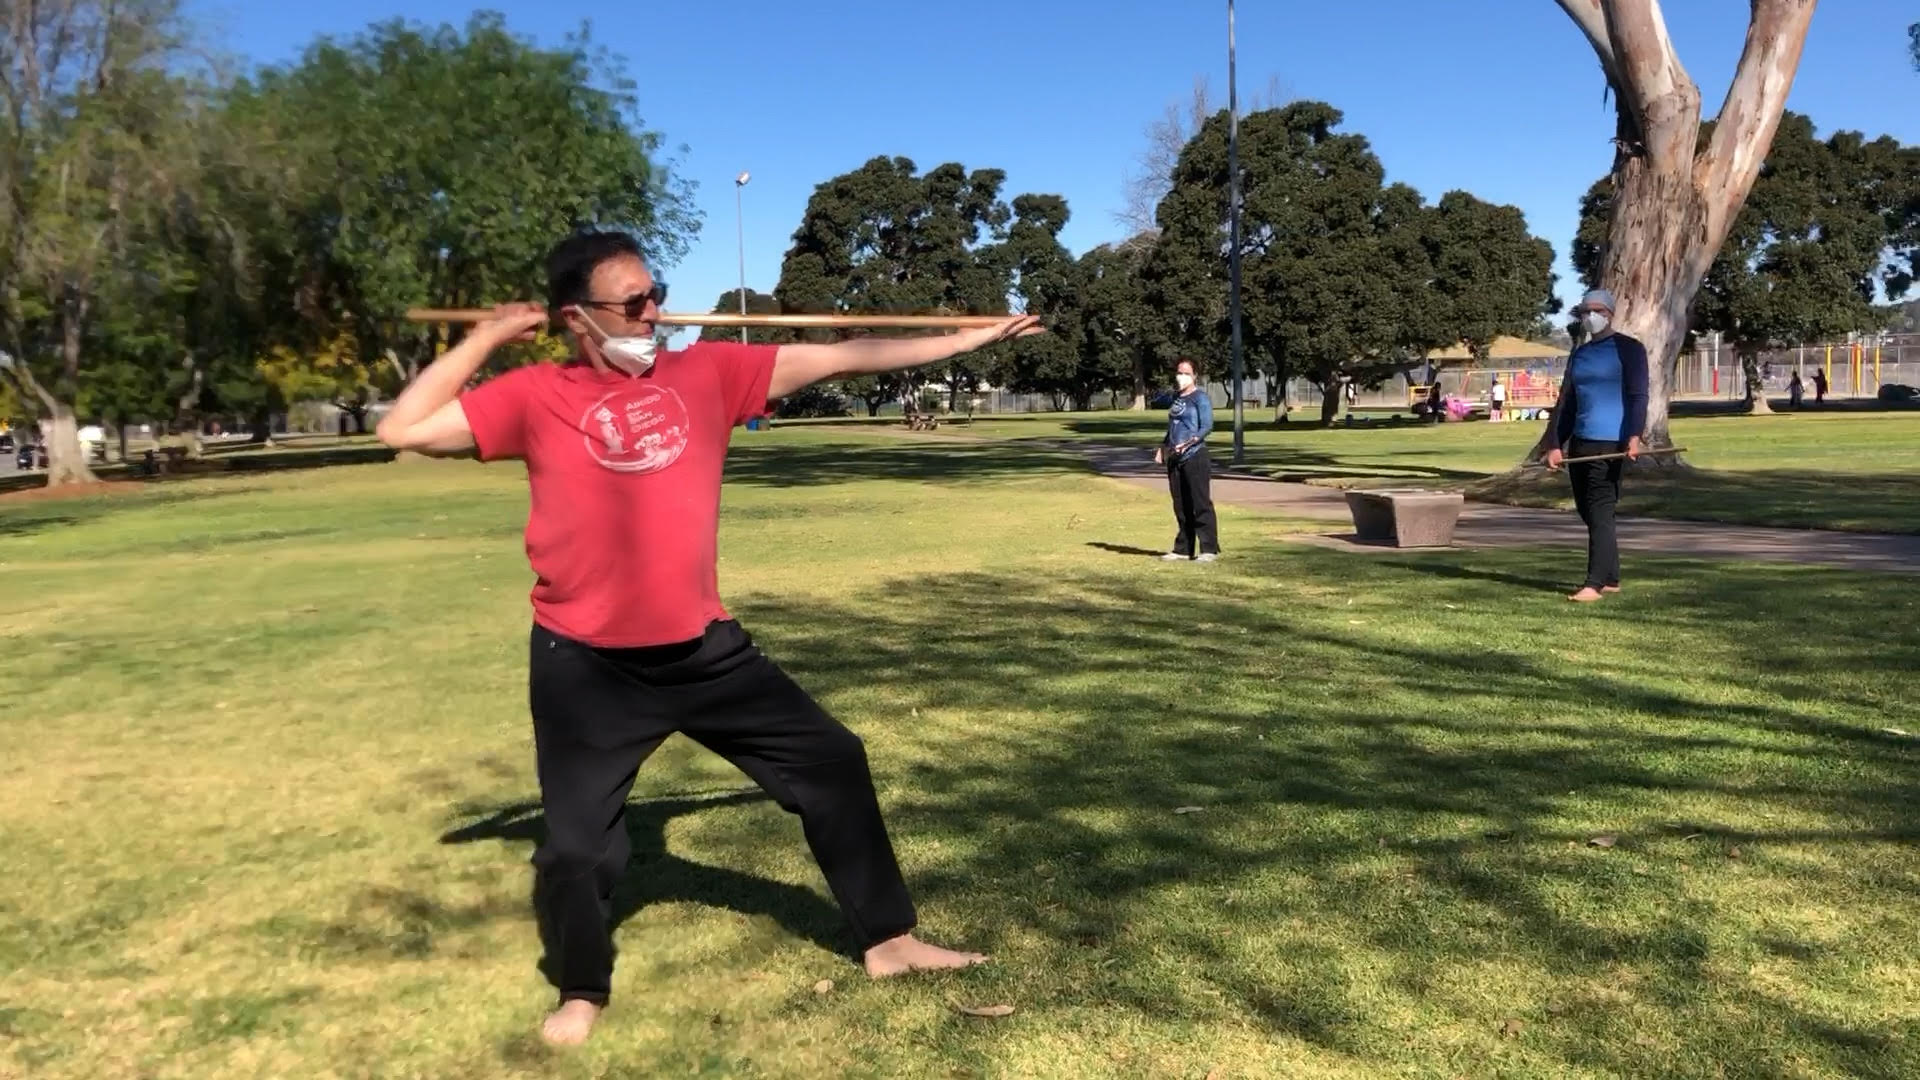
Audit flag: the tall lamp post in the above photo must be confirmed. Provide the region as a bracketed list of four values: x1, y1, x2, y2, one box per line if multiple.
[1226, 0, 1246, 465]
[734, 171, 751, 344]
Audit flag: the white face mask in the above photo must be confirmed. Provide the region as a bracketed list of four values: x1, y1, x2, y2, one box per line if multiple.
[1582, 311, 1611, 336]
[1175, 373, 1195, 390]
[576, 309, 658, 376]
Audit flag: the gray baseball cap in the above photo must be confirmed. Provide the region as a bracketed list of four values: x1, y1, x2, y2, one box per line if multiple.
[1575, 288, 1617, 314]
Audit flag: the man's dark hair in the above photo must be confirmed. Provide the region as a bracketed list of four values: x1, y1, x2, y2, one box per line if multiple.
[546, 231, 644, 312]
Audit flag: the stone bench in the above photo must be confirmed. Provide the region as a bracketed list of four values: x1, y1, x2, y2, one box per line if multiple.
[1343, 489, 1465, 548]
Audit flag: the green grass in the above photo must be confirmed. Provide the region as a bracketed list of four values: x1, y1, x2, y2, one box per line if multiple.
[2, 429, 1917, 1078]
[933, 409, 1920, 533]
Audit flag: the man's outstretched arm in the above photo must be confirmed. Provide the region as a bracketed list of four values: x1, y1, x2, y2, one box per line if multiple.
[766, 315, 1042, 402]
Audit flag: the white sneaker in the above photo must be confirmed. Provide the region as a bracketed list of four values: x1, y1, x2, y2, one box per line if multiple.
[1161, 552, 1187, 561]
[1195, 553, 1218, 563]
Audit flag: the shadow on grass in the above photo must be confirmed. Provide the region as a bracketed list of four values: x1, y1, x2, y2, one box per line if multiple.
[0, 485, 263, 539]
[722, 439, 1088, 489]
[708, 544, 1919, 1076]
[440, 789, 850, 995]
[1471, 467, 1920, 535]
[1085, 541, 1168, 558]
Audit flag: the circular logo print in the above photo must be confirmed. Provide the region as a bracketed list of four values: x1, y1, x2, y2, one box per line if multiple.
[578, 385, 692, 474]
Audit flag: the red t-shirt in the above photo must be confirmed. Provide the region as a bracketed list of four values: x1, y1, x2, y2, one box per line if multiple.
[458, 342, 778, 647]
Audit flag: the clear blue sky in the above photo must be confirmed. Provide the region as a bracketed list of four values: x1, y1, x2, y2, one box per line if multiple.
[190, 1, 1918, 324]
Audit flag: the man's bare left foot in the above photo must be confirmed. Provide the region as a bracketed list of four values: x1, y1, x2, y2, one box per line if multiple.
[541, 999, 602, 1046]
[1601, 585, 1621, 594]
[1568, 586, 1604, 603]
[864, 934, 988, 978]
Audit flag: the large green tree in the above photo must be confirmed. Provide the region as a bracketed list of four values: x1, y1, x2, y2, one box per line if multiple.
[1423, 191, 1560, 364]
[1151, 101, 1453, 425]
[251, 12, 698, 380]
[1078, 236, 1167, 410]
[997, 195, 1128, 411]
[774, 156, 1016, 410]
[0, 0, 201, 485]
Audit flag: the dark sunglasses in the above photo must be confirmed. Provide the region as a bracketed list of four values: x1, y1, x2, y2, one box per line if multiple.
[580, 282, 667, 319]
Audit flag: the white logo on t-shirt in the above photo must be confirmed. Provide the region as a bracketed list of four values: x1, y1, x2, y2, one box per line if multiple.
[577, 386, 692, 474]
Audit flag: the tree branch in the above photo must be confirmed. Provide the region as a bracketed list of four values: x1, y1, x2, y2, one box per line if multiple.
[0, 352, 60, 415]
[1696, 0, 1817, 208]
[1553, 0, 1626, 95]
[1599, 0, 1697, 166]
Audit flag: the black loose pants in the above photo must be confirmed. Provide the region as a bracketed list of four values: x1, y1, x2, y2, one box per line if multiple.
[1167, 445, 1220, 558]
[528, 619, 916, 1006]
[1567, 437, 1624, 590]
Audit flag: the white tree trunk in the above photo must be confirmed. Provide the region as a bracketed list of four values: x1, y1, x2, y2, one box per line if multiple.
[1543, 0, 1817, 465]
[43, 404, 96, 486]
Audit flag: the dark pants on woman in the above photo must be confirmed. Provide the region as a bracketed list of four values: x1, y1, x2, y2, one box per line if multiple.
[527, 619, 916, 1006]
[1167, 445, 1220, 557]
[1567, 437, 1624, 590]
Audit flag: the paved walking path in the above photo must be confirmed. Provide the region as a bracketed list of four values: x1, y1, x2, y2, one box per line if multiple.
[1064, 441, 1920, 575]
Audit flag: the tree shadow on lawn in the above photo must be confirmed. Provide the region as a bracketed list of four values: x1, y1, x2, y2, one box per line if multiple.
[432, 542, 1916, 1075]
[439, 788, 850, 996]
[0, 484, 264, 540]
[722, 439, 1089, 489]
[721, 544, 1918, 1075]
[1472, 467, 1920, 534]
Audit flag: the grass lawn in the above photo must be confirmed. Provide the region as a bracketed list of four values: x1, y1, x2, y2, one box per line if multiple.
[927, 410, 1920, 534]
[3, 429, 1917, 1078]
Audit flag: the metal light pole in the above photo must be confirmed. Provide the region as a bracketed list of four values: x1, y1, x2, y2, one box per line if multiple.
[735, 171, 751, 344]
[1226, 0, 1246, 464]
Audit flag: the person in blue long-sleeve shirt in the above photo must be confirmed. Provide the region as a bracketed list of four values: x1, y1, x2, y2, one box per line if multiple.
[1545, 288, 1649, 603]
[1155, 359, 1219, 561]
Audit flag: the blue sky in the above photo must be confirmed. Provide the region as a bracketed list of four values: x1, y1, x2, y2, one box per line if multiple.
[190, 1, 1918, 321]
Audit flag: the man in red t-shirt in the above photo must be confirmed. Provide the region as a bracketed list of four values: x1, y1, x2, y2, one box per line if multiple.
[377, 231, 1038, 1046]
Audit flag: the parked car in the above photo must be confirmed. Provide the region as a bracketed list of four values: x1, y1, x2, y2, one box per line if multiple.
[0, 431, 14, 453]
[16, 442, 43, 469]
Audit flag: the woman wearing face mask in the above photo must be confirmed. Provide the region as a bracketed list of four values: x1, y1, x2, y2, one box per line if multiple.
[1544, 288, 1649, 603]
[1155, 359, 1219, 562]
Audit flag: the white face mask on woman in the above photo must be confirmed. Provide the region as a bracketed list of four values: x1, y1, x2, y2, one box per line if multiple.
[575, 308, 658, 376]
[1175, 372, 1196, 390]
[1582, 311, 1612, 337]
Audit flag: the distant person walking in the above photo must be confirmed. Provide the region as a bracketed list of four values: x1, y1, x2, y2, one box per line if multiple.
[1545, 289, 1648, 603]
[1789, 371, 1804, 408]
[1811, 368, 1828, 404]
[1489, 375, 1507, 422]
[1156, 359, 1219, 562]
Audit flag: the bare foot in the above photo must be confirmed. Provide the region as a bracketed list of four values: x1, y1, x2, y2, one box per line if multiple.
[864, 934, 988, 978]
[1568, 587, 1604, 603]
[540, 999, 602, 1046]
[1601, 585, 1621, 594]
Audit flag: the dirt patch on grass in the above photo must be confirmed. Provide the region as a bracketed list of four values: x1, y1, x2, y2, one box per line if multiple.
[0, 478, 147, 503]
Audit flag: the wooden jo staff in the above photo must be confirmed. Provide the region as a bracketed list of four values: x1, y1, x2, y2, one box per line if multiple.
[1536, 445, 1688, 467]
[404, 309, 1012, 330]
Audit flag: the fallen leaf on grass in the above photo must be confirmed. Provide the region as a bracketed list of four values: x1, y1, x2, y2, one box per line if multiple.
[1173, 806, 1207, 815]
[1881, 727, 1911, 737]
[1587, 835, 1618, 848]
[813, 979, 834, 995]
[1727, 847, 1742, 860]
[1500, 1018, 1524, 1038]
[953, 1003, 1016, 1018]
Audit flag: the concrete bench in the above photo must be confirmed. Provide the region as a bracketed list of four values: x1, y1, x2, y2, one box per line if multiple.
[1343, 489, 1465, 548]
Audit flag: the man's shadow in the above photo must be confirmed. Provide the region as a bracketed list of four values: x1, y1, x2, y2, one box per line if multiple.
[440, 789, 850, 993]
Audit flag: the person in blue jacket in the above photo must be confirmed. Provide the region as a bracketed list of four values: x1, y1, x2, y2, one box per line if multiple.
[1545, 288, 1648, 603]
[1155, 358, 1219, 561]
